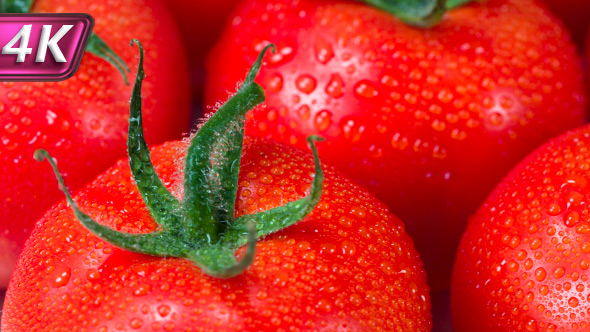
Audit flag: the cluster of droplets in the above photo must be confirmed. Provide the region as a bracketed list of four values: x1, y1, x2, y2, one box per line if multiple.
[217, 0, 588, 188]
[3, 138, 431, 331]
[453, 128, 590, 332]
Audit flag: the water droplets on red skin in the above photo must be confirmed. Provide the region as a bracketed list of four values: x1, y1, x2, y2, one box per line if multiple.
[205, 0, 587, 290]
[2, 138, 432, 332]
[452, 125, 590, 332]
[0, 0, 191, 287]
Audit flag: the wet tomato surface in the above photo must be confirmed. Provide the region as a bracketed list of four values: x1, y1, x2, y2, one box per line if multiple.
[205, 0, 587, 289]
[0, 0, 191, 286]
[2, 137, 432, 331]
[453, 125, 590, 332]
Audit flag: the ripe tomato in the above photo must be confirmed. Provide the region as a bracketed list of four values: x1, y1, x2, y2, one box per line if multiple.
[452, 125, 590, 332]
[0, 0, 191, 287]
[537, 0, 590, 47]
[205, 0, 587, 289]
[1, 45, 432, 331]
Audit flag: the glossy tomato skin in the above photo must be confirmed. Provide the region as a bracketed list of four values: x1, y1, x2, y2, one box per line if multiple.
[2, 137, 432, 332]
[452, 125, 590, 332]
[0, 0, 190, 286]
[205, 0, 588, 290]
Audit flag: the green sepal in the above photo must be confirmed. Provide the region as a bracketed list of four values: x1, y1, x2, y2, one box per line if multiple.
[188, 221, 257, 278]
[361, 0, 446, 28]
[445, 0, 472, 9]
[223, 136, 325, 247]
[181, 44, 275, 245]
[33, 149, 188, 258]
[0, 0, 32, 13]
[86, 34, 130, 85]
[127, 39, 183, 234]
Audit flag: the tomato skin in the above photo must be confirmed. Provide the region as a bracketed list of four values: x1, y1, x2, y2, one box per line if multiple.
[0, 0, 190, 286]
[204, 0, 587, 290]
[2, 137, 432, 331]
[452, 125, 590, 332]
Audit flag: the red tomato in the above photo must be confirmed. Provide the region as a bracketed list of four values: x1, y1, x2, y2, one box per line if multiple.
[0, 0, 191, 287]
[452, 125, 590, 332]
[205, 0, 587, 289]
[2, 110, 432, 331]
[537, 0, 590, 47]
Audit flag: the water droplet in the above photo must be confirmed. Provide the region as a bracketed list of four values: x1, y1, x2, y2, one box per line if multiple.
[529, 238, 542, 250]
[296, 74, 317, 94]
[569, 297, 579, 308]
[266, 73, 283, 92]
[130, 318, 143, 329]
[133, 284, 150, 296]
[4, 123, 18, 134]
[157, 305, 171, 317]
[53, 267, 71, 287]
[325, 74, 344, 98]
[354, 81, 378, 98]
[534, 267, 546, 281]
[380, 74, 398, 87]
[341, 241, 356, 255]
[317, 299, 332, 312]
[547, 202, 562, 216]
[525, 319, 537, 331]
[297, 105, 311, 121]
[256, 291, 268, 300]
[314, 37, 334, 64]
[89, 119, 101, 130]
[86, 268, 101, 281]
[314, 110, 332, 132]
[564, 211, 580, 227]
[553, 266, 565, 279]
[341, 118, 365, 142]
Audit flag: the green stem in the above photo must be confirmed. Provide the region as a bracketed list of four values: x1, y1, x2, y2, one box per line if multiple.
[127, 39, 183, 234]
[0, 0, 32, 13]
[181, 45, 274, 245]
[358, 0, 474, 27]
[86, 34, 130, 85]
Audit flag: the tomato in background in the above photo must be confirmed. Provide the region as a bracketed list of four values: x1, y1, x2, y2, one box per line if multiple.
[0, 0, 191, 287]
[205, 0, 588, 290]
[452, 125, 590, 332]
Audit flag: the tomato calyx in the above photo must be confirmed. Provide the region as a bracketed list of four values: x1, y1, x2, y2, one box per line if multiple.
[360, 0, 474, 28]
[35, 40, 325, 279]
[0, 0, 131, 84]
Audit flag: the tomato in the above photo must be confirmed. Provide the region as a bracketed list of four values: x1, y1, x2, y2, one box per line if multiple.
[0, 0, 191, 287]
[204, 0, 587, 290]
[1, 44, 432, 331]
[452, 125, 590, 331]
[537, 0, 590, 47]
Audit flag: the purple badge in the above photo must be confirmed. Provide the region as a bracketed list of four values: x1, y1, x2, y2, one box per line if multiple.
[0, 14, 94, 81]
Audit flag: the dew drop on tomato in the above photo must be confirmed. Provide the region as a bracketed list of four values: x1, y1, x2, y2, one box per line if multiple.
[313, 110, 332, 131]
[52, 267, 71, 288]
